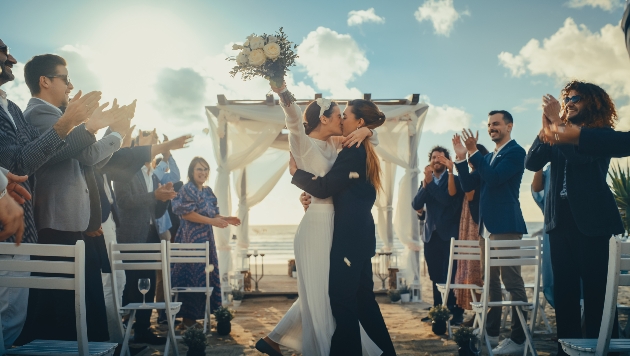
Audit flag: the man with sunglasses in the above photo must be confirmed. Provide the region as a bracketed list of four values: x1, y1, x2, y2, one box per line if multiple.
[526, 81, 623, 356]
[0, 39, 109, 349]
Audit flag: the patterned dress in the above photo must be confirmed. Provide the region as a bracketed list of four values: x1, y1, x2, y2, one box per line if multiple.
[454, 193, 482, 310]
[171, 182, 222, 319]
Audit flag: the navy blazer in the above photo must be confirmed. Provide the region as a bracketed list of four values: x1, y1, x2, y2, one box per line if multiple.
[455, 140, 528, 236]
[526, 135, 623, 237]
[411, 171, 464, 242]
[292, 145, 377, 261]
[578, 128, 630, 158]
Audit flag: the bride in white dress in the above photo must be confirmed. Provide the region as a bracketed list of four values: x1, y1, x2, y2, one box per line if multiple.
[255, 84, 382, 356]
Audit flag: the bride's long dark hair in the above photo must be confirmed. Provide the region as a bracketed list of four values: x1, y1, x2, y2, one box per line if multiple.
[347, 99, 386, 192]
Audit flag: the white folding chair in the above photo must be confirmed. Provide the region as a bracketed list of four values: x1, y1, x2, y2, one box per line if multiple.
[0, 241, 117, 356]
[110, 241, 181, 356]
[436, 238, 483, 338]
[559, 237, 630, 356]
[472, 237, 541, 356]
[167, 241, 214, 334]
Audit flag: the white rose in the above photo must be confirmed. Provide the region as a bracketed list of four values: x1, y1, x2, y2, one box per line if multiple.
[242, 48, 251, 55]
[236, 52, 249, 66]
[243, 40, 250, 47]
[263, 42, 281, 60]
[248, 49, 267, 66]
[267, 36, 278, 43]
[249, 36, 265, 50]
[232, 44, 243, 50]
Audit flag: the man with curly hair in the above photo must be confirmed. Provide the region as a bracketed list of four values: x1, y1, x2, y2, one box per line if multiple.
[525, 81, 624, 356]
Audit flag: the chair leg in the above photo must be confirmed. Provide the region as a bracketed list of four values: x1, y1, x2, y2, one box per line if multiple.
[168, 310, 179, 356]
[516, 307, 537, 356]
[121, 310, 136, 356]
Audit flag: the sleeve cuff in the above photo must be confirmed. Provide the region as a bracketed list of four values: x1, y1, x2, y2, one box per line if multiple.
[454, 158, 467, 164]
[107, 132, 123, 141]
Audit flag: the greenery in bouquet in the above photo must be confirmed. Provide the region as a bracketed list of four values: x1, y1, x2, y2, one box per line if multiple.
[609, 161, 630, 233]
[428, 305, 450, 322]
[213, 306, 234, 323]
[398, 284, 410, 294]
[227, 27, 298, 89]
[231, 289, 244, 301]
[388, 289, 401, 302]
[453, 326, 477, 348]
[182, 327, 208, 353]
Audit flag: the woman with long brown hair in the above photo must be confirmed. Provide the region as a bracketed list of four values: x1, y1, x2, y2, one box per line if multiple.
[255, 85, 381, 356]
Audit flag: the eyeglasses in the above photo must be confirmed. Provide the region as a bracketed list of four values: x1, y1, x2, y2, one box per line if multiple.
[563, 95, 581, 104]
[45, 74, 71, 86]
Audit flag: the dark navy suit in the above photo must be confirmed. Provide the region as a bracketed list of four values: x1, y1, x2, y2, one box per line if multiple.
[455, 139, 528, 343]
[412, 171, 464, 312]
[526, 134, 622, 354]
[577, 128, 630, 158]
[292, 144, 396, 356]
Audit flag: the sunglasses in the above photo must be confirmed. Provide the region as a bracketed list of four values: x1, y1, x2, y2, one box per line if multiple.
[0, 45, 8, 55]
[45, 74, 71, 86]
[563, 95, 581, 104]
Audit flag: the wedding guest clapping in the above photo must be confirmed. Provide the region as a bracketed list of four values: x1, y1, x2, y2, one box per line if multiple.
[526, 81, 623, 356]
[171, 157, 240, 329]
[453, 111, 528, 355]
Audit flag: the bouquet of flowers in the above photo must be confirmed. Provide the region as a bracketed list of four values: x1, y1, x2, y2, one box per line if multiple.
[227, 27, 298, 89]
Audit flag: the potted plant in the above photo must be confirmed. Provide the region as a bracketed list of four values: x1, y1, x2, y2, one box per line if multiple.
[213, 306, 233, 336]
[453, 327, 479, 356]
[232, 289, 244, 308]
[182, 328, 208, 356]
[428, 305, 450, 335]
[399, 284, 411, 303]
[388, 289, 401, 303]
[609, 162, 630, 234]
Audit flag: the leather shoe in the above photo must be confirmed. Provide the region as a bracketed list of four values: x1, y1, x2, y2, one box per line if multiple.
[133, 328, 167, 345]
[255, 338, 283, 356]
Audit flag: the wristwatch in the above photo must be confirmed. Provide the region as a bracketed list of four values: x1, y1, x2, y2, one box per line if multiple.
[0, 188, 6, 200]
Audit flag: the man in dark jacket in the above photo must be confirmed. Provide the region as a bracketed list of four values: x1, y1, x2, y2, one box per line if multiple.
[412, 146, 464, 324]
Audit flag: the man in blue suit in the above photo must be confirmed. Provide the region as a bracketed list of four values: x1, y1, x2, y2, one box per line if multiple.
[453, 110, 528, 355]
[412, 146, 465, 324]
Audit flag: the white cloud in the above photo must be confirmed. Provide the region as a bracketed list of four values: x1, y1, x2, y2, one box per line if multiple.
[414, 0, 469, 37]
[511, 98, 541, 113]
[347, 8, 385, 26]
[297, 27, 369, 98]
[421, 95, 472, 134]
[498, 18, 630, 129]
[565, 0, 623, 11]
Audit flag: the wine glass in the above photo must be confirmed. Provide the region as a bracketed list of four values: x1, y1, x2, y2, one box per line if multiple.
[138, 278, 150, 307]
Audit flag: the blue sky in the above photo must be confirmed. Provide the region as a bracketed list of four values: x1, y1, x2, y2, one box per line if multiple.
[2, 0, 629, 224]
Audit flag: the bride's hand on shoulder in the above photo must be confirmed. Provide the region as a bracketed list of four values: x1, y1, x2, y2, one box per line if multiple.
[342, 127, 372, 148]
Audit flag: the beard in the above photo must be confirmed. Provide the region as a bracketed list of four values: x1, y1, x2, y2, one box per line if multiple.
[568, 110, 588, 126]
[0, 61, 14, 82]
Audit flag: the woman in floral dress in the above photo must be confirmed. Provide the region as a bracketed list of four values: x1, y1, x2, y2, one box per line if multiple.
[171, 157, 240, 328]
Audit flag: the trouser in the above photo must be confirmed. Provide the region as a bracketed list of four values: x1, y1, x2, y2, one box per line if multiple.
[329, 252, 396, 356]
[479, 233, 527, 344]
[549, 198, 618, 356]
[101, 214, 126, 343]
[0, 254, 29, 349]
[424, 232, 463, 315]
[122, 225, 159, 330]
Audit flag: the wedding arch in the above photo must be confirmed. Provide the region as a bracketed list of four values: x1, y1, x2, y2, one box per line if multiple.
[205, 93, 429, 293]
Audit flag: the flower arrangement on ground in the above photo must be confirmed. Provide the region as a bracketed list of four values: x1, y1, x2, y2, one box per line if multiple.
[213, 306, 234, 336]
[227, 27, 298, 89]
[428, 304, 450, 335]
[453, 327, 479, 356]
[182, 328, 208, 356]
[388, 289, 401, 303]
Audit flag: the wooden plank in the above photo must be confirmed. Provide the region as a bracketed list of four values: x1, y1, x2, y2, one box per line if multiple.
[0, 276, 74, 290]
[619, 258, 630, 271]
[0, 260, 75, 274]
[169, 257, 206, 264]
[112, 253, 162, 261]
[454, 255, 481, 261]
[489, 240, 538, 247]
[110, 262, 162, 271]
[0, 243, 75, 257]
[6, 340, 117, 356]
[619, 274, 630, 286]
[453, 247, 480, 254]
[112, 243, 162, 251]
[490, 259, 538, 267]
[454, 240, 479, 246]
[490, 249, 538, 258]
[170, 250, 206, 256]
[171, 243, 207, 249]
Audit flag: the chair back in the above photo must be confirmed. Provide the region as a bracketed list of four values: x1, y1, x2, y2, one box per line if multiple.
[109, 241, 173, 317]
[480, 237, 541, 334]
[0, 241, 88, 355]
[167, 242, 211, 291]
[442, 238, 481, 308]
[596, 237, 630, 355]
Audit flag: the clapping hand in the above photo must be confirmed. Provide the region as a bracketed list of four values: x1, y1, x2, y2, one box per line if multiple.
[436, 155, 454, 172]
[85, 99, 127, 134]
[55, 91, 102, 136]
[452, 133, 468, 160]
[542, 121, 581, 145]
[5, 172, 31, 204]
[542, 94, 563, 125]
[461, 129, 478, 155]
[423, 165, 433, 185]
[154, 182, 177, 202]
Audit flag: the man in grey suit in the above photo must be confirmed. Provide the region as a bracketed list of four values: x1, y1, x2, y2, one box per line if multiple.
[114, 130, 177, 344]
[18, 54, 132, 343]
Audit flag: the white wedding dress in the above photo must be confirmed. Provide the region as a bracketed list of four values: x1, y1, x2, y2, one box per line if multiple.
[267, 99, 382, 356]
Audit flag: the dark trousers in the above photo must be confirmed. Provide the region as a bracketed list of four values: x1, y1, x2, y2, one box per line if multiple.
[549, 198, 619, 356]
[17, 229, 109, 344]
[424, 231, 463, 315]
[121, 225, 159, 330]
[329, 252, 396, 356]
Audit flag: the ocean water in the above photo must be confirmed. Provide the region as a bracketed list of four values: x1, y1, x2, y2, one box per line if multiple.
[230, 221, 545, 265]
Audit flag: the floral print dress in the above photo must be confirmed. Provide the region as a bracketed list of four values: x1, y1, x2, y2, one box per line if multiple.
[171, 182, 222, 319]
